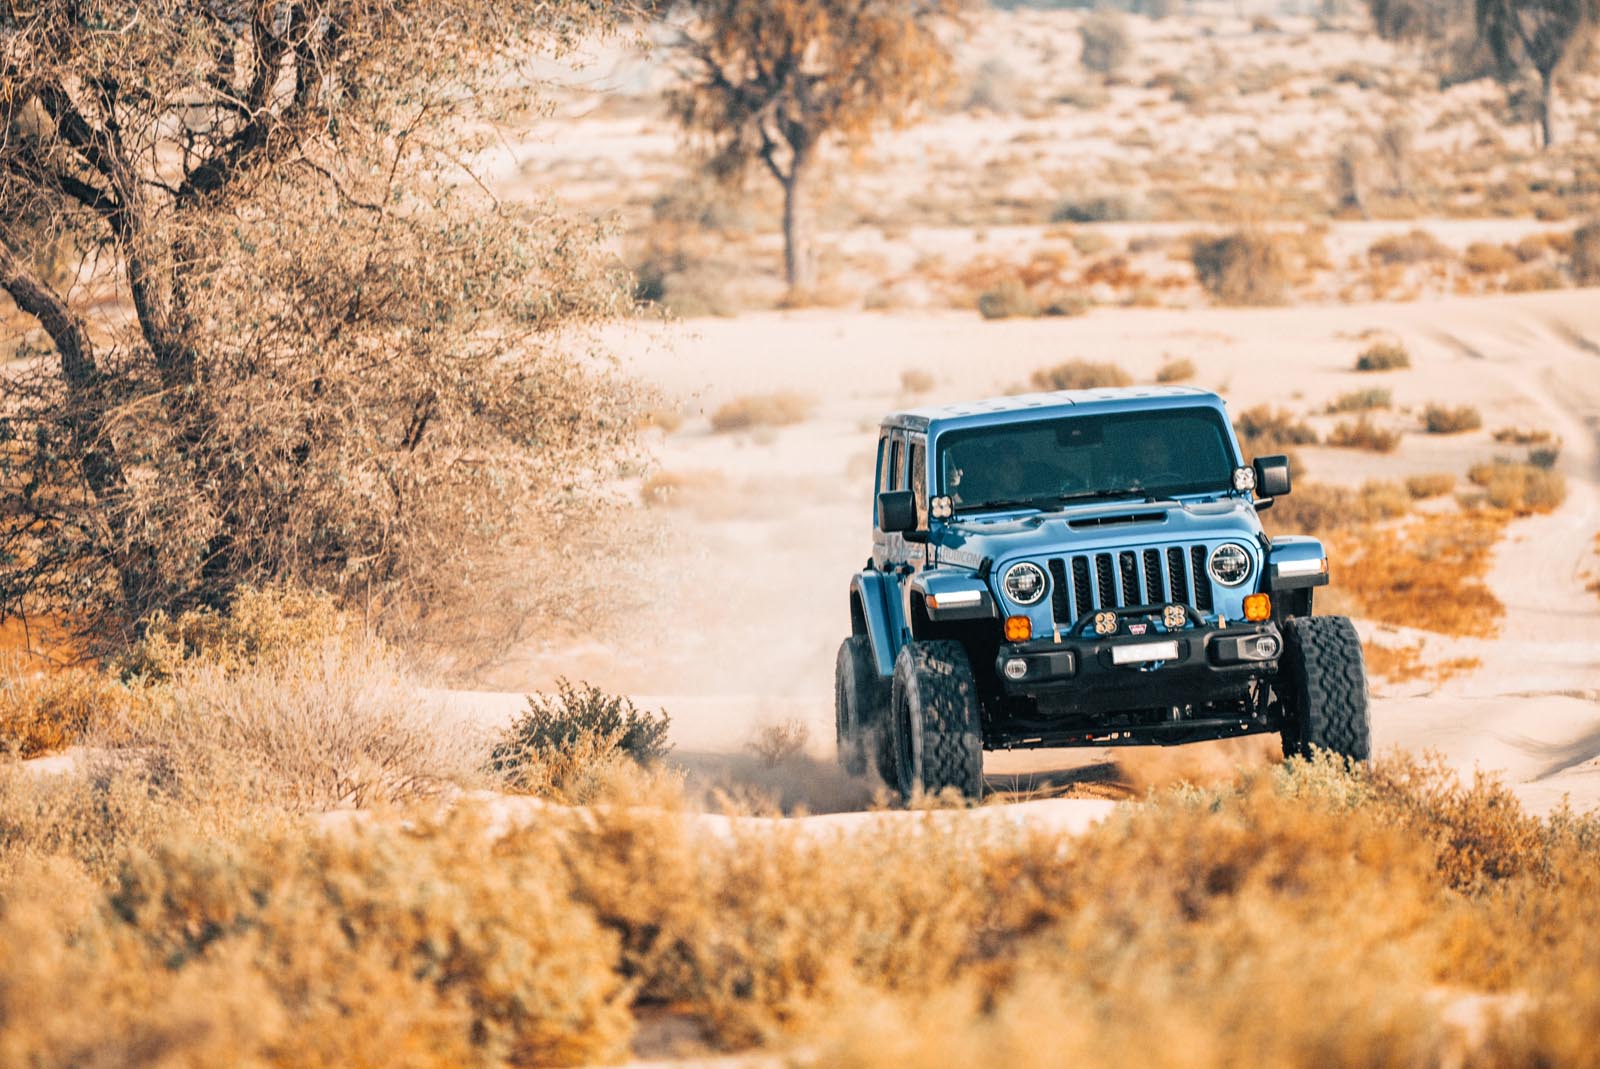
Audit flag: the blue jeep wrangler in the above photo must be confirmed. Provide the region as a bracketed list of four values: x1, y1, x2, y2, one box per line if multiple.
[836, 386, 1370, 798]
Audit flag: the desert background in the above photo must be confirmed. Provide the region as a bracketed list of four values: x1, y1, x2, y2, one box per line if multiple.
[3, 0, 1600, 1065]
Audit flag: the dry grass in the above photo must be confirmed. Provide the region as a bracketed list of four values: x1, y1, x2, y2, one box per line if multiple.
[1355, 341, 1411, 371]
[1492, 426, 1556, 446]
[1329, 512, 1508, 638]
[901, 368, 936, 394]
[1263, 480, 1413, 538]
[1422, 404, 1483, 434]
[7, 696, 1600, 1069]
[709, 392, 814, 432]
[1154, 356, 1196, 382]
[1405, 473, 1456, 499]
[1328, 416, 1401, 452]
[0, 669, 151, 758]
[1029, 359, 1131, 391]
[1189, 230, 1291, 306]
[1326, 387, 1392, 413]
[1467, 461, 1567, 515]
[1368, 229, 1449, 265]
[1234, 405, 1319, 451]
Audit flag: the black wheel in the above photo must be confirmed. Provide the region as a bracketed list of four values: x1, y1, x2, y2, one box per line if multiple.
[888, 640, 984, 801]
[1278, 615, 1371, 762]
[835, 636, 890, 778]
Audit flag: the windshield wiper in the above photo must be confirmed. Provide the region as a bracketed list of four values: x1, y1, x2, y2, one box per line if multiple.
[953, 497, 1056, 514]
[1051, 489, 1155, 505]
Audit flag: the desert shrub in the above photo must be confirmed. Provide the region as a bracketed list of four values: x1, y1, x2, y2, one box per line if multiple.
[1189, 231, 1290, 306]
[1030, 360, 1132, 391]
[1050, 192, 1144, 224]
[1463, 242, 1519, 274]
[1040, 291, 1091, 317]
[1326, 388, 1392, 413]
[1078, 9, 1131, 76]
[116, 586, 348, 683]
[1422, 404, 1483, 434]
[1355, 341, 1411, 371]
[977, 280, 1039, 320]
[1468, 461, 1566, 514]
[1155, 357, 1196, 382]
[1328, 417, 1401, 452]
[138, 643, 482, 811]
[1405, 473, 1456, 499]
[641, 407, 686, 433]
[1492, 427, 1555, 445]
[1528, 445, 1561, 469]
[1506, 266, 1566, 292]
[1261, 480, 1411, 537]
[1234, 406, 1319, 448]
[709, 392, 813, 432]
[1368, 229, 1449, 264]
[1570, 219, 1600, 284]
[747, 720, 811, 767]
[632, 241, 738, 318]
[901, 368, 936, 394]
[1333, 512, 1506, 637]
[0, 670, 151, 758]
[489, 680, 672, 799]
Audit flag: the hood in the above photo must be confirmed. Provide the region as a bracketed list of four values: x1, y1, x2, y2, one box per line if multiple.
[933, 496, 1263, 568]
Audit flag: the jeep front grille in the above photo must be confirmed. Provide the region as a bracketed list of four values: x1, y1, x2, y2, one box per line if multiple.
[1045, 544, 1219, 622]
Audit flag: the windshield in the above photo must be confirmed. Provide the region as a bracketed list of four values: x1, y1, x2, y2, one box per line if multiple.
[938, 407, 1237, 513]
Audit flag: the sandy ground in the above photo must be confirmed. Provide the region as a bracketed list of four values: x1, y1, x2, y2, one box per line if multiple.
[457, 287, 1600, 815]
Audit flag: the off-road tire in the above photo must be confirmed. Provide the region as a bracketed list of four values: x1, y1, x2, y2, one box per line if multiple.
[836, 636, 890, 778]
[889, 640, 984, 800]
[1279, 615, 1371, 762]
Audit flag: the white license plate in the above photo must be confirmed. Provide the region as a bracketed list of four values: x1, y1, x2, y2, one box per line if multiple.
[1111, 640, 1180, 665]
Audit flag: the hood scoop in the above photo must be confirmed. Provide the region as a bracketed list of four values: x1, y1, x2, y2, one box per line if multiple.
[1067, 510, 1168, 530]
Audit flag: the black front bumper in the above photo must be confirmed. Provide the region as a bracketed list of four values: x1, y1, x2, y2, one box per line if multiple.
[988, 621, 1283, 746]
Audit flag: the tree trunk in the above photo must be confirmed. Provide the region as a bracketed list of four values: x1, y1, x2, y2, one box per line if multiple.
[1538, 69, 1554, 149]
[781, 150, 815, 293]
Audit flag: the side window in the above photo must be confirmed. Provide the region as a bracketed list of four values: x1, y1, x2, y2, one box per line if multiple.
[888, 436, 905, 492]
[909, 439, 927, 526]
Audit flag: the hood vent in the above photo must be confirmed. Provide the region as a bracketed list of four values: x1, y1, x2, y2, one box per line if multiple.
[1068, 510, 1167, 530]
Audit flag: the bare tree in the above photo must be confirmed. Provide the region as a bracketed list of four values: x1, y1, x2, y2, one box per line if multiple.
[0, 0, 641, 648]
[1474, 0, 1599, 147]
[667, 0, 964, 292]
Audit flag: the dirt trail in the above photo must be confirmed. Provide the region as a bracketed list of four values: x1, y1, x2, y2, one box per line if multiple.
[457, 290, 1600, 813]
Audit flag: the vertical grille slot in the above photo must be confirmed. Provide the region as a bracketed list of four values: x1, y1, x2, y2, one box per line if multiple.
[1190, 544, 1214, 612]
[1143, 549, 1164, 604]
[1166, 547, 1187, 604]
[1072, 556, 1093, 619]
[1047, 558, 1071, 623]
[1118, 552, 1139, 607]
[1094, 553, 1115, 608]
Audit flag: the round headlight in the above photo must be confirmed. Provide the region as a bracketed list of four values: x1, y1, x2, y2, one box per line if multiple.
[1208, 543, 1252, 587]
[1002, 562, 1048, 606]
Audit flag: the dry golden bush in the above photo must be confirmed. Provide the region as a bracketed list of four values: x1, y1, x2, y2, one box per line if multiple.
[1233, 406, 1320, 453]
[1405, 473, 1457, 499]
[1355, 341, 1412, 371]
[1468, 461, 1567, 514]
[1328, 417, 1402, 452]
[1329, 513, 1507, 637]
[1030, 360, 1132, 391]
[1155, 356, 1197, 382]
[901, 368, 937, 394]
[1189, 231, 1291, 306]
[1463, 242, 1520, 274]
[1571, 219, 1600, 283]
[1368, 229, 1450, 265]
[1493, 426, 1557, 445]
[710, 392, 815, 432]
[0, 669, 152, 758]
[1423, 404, 1484, 434]
[6, 749, 1600, 1066]
[1327, 387, 1392, 413]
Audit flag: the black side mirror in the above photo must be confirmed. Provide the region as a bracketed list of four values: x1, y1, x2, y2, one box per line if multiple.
[1254, 455, 1291, 499]
[878, 489, 919, 534]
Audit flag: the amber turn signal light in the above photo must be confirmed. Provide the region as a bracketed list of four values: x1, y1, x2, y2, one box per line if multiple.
[1004, 615, 1032, 642]
[1243, 593, 1271, 622]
